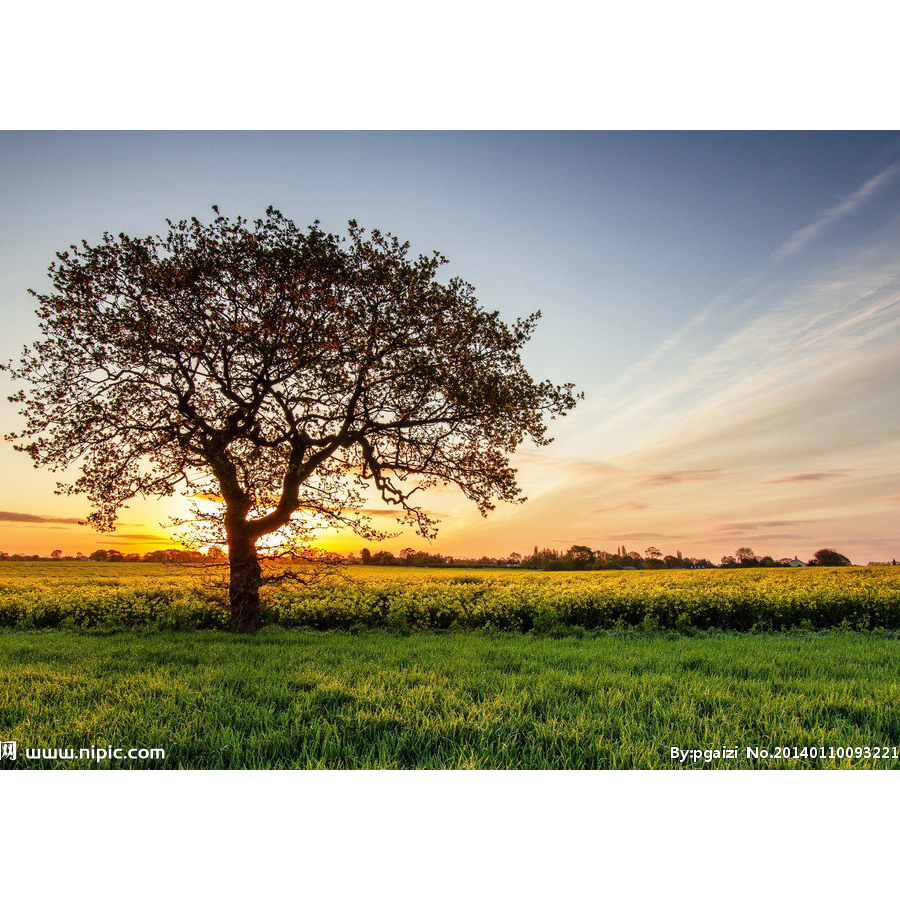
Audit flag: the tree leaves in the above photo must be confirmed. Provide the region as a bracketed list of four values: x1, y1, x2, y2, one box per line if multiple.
[5, 207, 580, 557]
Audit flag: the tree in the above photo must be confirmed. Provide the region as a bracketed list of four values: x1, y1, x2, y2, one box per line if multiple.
[3, 209, 579, 631]
[360, 548, 373, 565]
[809, 548, 851, 566]
[371, 551, 397, 566]
[50, 549, 62, 559]
[645, 546, 662, 560]
[565, 545, 595, 570]
[735, 547, 756, 565]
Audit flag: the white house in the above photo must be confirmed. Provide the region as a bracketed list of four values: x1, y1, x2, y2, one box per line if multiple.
[788, 556, 807, 567]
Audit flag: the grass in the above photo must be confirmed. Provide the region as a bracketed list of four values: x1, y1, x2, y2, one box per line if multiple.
[3, 627, 900, 769]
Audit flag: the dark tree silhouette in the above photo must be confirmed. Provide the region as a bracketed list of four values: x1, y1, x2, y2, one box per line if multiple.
[809, 548, 852, 566]
[2, 208, 579, 632]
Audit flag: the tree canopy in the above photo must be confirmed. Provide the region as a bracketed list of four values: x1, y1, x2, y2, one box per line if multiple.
[3, 207, 579, 630]
[809, 548, 852, 566]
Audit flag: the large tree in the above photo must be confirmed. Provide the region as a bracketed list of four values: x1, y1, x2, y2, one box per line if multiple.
[2, 208, 578, 631]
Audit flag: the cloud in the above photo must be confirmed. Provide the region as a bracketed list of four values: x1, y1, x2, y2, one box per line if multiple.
[0, 510, 84, 524]
[716, 520, 816, 533]
[768, 162, 900, 265]
[576, 176, 900, 482]
[514, 451, 619, 477]
[872, 494, 900, 505]
[615, 501, 648, 511]
[350, 507, 442, 518]
[635, 469, 725, 488]
[763, 470, 853, 484]
[101, 533, 175, 543]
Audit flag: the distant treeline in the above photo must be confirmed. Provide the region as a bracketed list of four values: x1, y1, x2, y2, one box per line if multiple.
[357, 548, 494, 568]
[517, 546, 867, 570]
[0, 548, 220, 563]
[2, 545, 890, 568]
[522, 545, 708, 571]
[355, 545, 874, 569]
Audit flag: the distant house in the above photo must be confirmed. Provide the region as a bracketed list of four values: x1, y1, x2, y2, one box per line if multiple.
[788, 556, 807, 567]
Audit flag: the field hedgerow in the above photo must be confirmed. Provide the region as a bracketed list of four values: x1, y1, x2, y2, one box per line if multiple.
[0, 561, 899, 633]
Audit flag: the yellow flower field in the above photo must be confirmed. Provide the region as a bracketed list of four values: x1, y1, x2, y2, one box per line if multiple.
[1, 561, 899, 632]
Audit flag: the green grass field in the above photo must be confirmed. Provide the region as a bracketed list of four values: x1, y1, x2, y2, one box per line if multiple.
[0, 563, 900, 769]
[3, 627, 900, 769]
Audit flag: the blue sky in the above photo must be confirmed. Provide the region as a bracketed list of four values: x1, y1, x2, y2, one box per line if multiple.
[1, 131, 899, 562]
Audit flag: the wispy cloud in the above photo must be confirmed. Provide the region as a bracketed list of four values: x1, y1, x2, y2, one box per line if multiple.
[716, 519, 816, 533]
[0, 510, 84, 524]
[514, 451, 620, 478]
[351, 507, 443, 518]
[635, 469, 725, 488]
[588, 501, 649, 513]
[584, 254, 900, 473]
[763, 471, 853, 484]
[586, 162, 900, 463]
[103, 534, 177, 544]
[768, 162, 900, 265]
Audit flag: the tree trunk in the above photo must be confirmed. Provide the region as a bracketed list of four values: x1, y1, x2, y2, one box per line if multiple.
[228, 534, 262, 633]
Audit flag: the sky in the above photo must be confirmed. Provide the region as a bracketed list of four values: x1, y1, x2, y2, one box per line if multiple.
[1, 130, 899, 564]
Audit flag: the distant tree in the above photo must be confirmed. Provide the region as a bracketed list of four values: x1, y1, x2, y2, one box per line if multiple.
[663, 554, 684, 569]
[371, 550, 397, 566]
[626, 550, 644, 569]
[735, 547, 757, 565]
[2, 208, 578, 632]
[645, 546, 662, 560]
[759, 555, 776, 567]
[142, 550, 164, 562]
[88, 549, 109, 561]
[565, 545, 595, 570]
[360, 548, 373, 565]
[524, 547, 564, 570]
[643, 557, 666, 570]
[50, 549, 62, 560]
[720, 555, 736, 567]
[809, 548, 852, 566]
